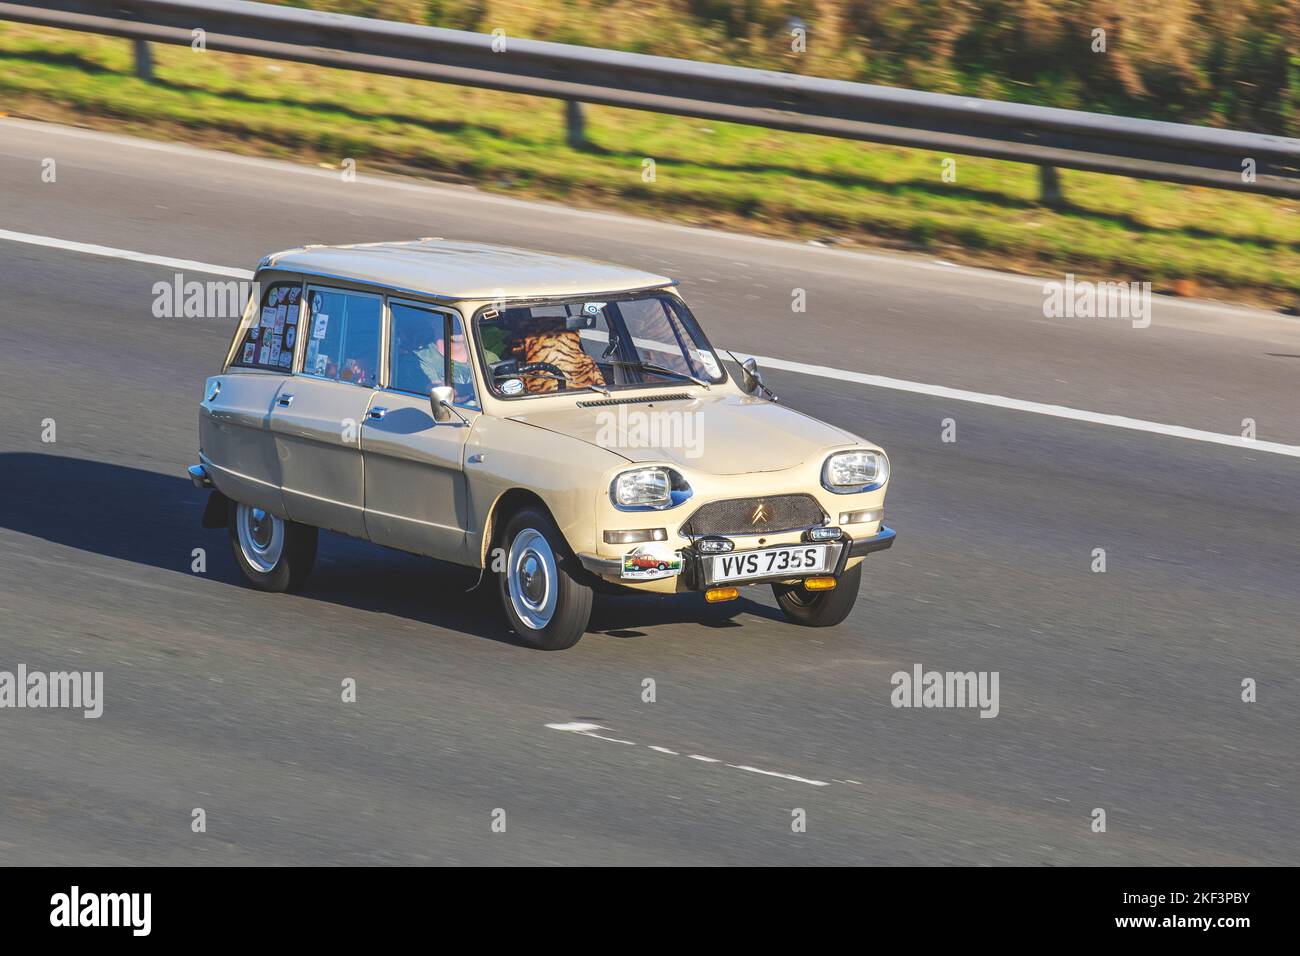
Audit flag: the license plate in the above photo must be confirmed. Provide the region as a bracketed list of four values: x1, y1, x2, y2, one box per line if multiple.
[711, 545, 828, 583]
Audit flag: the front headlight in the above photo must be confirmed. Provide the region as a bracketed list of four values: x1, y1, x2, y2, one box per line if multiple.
[822, 450, 888, 493]
[610, 467, 693, 510]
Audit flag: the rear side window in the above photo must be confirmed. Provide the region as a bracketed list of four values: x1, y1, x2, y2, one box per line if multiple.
[302, 287, 382, 388]
[230, 282, 302, 372]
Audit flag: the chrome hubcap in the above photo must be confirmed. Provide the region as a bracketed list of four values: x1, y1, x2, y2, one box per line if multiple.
[236, 503, 285, 573]
[507, 528, 556, 630]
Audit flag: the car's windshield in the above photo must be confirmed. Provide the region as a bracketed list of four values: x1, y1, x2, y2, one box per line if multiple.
[475, 293, 726, 397]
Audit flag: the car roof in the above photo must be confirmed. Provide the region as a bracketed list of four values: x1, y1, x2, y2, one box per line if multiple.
[259, 239, 675, 301]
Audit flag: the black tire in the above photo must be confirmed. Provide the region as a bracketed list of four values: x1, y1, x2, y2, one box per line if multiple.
[227, 500, 318, 593]
[772, 560, 862, 627]
[497, 506, 593, 650]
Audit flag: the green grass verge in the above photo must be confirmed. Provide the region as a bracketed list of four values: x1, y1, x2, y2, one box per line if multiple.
[1, 23, 1298, 307]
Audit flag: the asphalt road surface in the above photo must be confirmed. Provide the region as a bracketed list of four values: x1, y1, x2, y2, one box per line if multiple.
[1, 119, 1297, 865]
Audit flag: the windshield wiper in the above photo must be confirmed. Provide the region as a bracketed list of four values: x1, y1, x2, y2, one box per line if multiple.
[606, 359, 711, 388]
[495, 368, 610, 397]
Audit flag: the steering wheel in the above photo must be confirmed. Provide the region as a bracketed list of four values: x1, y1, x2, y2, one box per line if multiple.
[515, 361, 567, 390]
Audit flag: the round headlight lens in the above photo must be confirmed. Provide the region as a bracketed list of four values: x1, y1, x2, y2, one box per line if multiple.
[823, 450, 888, 492]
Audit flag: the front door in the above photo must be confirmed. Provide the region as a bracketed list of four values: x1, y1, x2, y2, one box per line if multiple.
[270, 285, 383, 537]
[362, 301, 478, 562]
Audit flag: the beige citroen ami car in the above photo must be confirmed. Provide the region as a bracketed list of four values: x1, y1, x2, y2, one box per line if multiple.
[190, 240, 894, 649]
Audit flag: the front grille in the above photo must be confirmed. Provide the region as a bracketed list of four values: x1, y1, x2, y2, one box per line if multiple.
[680, 494, 826, 537]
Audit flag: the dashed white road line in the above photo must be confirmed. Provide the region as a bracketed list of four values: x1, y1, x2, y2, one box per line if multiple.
[2, 227, 1298, 459]
[543, 721, 636, 745]
[546, 721, 831, 787]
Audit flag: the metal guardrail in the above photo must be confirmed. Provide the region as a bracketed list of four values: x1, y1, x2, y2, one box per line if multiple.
[3, 0, 1299, 200]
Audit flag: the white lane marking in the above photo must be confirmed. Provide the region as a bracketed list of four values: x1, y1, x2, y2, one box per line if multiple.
[729, 765, 830, 787]
[544, 722, 637, 745]
[0, 228, 253, 279]
[735, 351, 1300, 459]
[3, 227, 1298, 459]
[3, 118, 1285, 324]
[546, 722, 829, 787]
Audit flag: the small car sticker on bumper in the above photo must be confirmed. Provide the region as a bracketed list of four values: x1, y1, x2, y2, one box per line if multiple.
[621, 545, 683, 581]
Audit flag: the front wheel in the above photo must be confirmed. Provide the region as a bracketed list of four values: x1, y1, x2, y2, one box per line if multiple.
[498, 507, 593, 650]
[772, 560, 862, 627]
[228, 501, 317, 592]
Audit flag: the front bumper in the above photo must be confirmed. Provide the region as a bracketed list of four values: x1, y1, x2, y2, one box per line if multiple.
[579, 525, 896, 590]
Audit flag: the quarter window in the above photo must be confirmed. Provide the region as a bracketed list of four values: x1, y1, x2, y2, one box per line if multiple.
[302, 287, 382, 387]
[230, 282, 302, 372]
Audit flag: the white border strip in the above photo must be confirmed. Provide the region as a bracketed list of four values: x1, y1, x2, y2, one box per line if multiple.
[0, 228, 254, 279]
[741, 353, 1300, 458]
[2, 227, 1297, 459]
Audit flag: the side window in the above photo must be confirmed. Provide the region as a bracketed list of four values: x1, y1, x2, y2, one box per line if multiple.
[390, 303, 479, 409]
[230, 282, 302, 372]
[302, 287, 382, 387]
[390, 303, 446, 396]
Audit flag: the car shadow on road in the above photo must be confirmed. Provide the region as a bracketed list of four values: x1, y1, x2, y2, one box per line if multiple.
[0, 453, 764, 644]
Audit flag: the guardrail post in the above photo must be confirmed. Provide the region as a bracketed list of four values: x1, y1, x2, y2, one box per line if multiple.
[565, 100, 586, 149]
[1038, 165, 1064, 206]
[133, 39, 154, 81]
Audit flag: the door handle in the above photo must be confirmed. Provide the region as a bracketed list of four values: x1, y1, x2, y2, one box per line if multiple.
[368, 406, 389, 420]
[277, 394, 294, 407]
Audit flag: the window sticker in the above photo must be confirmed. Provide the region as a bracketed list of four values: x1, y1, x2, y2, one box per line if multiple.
[500, 377, 525, 396]
[314, 353, 329, 375]
[583, 302, 606, 316]
[697, 349, 721, 377]
[278, 351, 292, 369]
[305, 339, 319, 369]
[232, 282, 300, 372]
[284, 326, 296, 349]
[312, 314, 330, 340]
[621, 545, 683, 581]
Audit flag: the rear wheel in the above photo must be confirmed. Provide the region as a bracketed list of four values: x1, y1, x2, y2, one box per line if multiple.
[228, 501, 317, 592]
[772, 560, 862, 627]
[498, 507, 593, 650]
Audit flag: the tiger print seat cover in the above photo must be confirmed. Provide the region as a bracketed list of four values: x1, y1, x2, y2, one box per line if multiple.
[515, 319, 606, 393]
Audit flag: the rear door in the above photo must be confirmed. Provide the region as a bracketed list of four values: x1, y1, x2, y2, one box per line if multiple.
[270, 285, 382, 538]
[200, 279, 302, 513]
[362, 300, 478, 561]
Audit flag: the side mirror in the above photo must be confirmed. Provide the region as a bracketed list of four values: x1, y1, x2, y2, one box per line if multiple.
[740, 356, 763, 395]
[430, 385, 455, 422]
